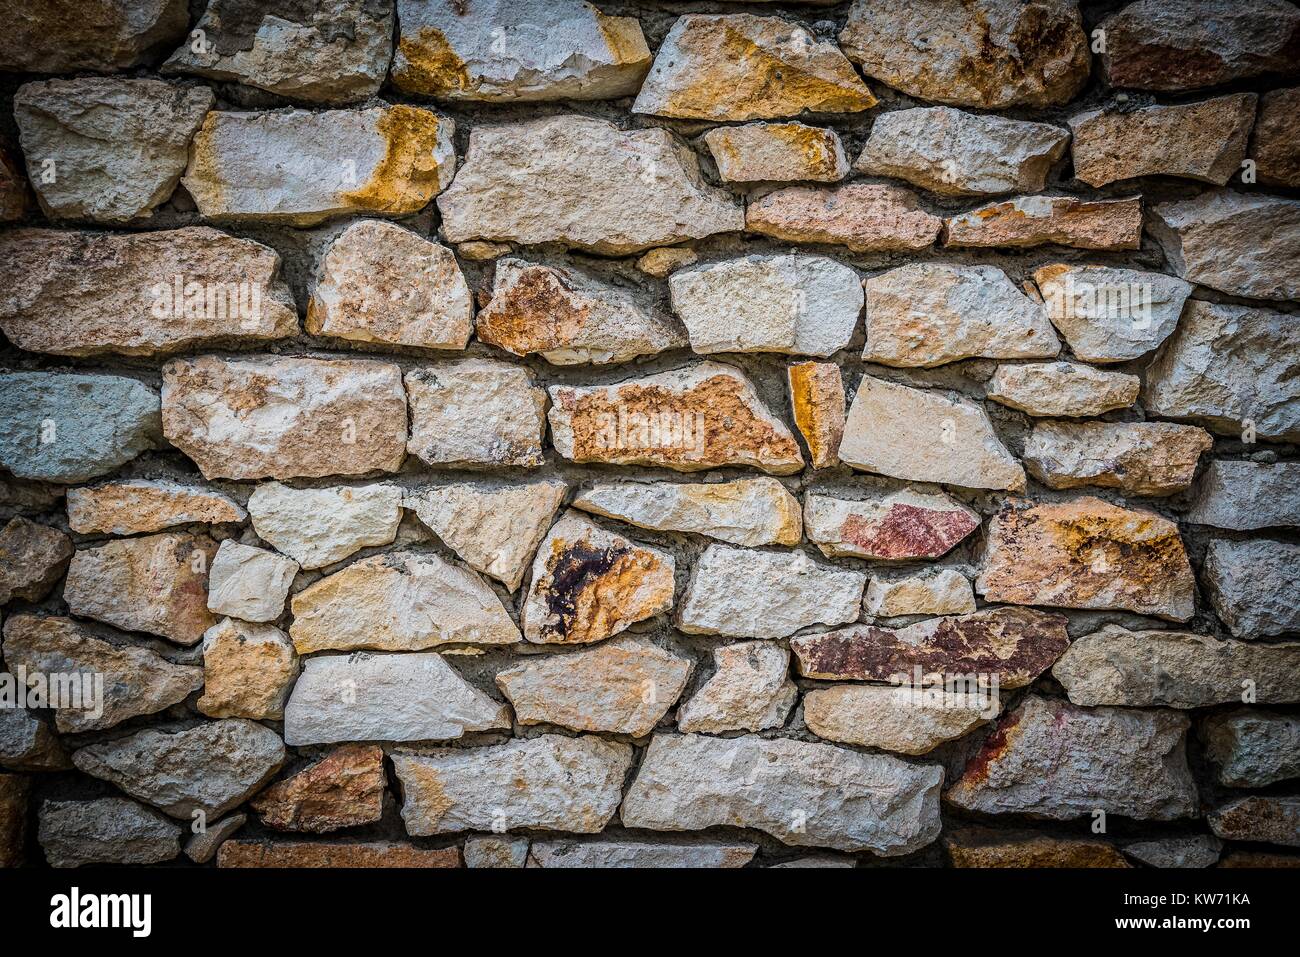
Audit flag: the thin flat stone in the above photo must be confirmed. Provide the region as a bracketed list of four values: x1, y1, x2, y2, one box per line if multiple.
[804, 488, 979, 561]
[944, 195, 1143, 250]
[986, 362, 1140, 417]
[66, 480, 245, 535]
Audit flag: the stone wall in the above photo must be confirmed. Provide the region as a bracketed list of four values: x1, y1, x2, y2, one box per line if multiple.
[0, 0, 1298, 869]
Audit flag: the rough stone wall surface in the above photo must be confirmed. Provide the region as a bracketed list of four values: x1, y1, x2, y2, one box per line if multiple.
[0, 0, 1297, 870]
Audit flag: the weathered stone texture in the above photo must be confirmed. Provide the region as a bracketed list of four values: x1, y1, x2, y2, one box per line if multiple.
[986, 362, 1139, 418]
[1252, 87, 1300, 188]
[944, 196, 1143, 250]
[1023, 421, 1213, 496]
[1186, 462, 1300, 531]
[1203, 539, 1300, 640]
[406, 358, 546, 468]
[198, 618, 298, 721]
[947, 829, 1130, 868]
[250, 744, 386, 833]
[248, 482, 402, 570]
[1203, 711, 1300, 789]
[704, 123, 847, 184]
[804, 488, 979, 561]
[66, 480, 245, 535]
[746, 184, 942, 252]
[787, 362, 844, 469]
[39, 798, 181, 868]
[0, 517, 71, 605]
[676, 641, 797, 734]
[218, 840, 460, 868]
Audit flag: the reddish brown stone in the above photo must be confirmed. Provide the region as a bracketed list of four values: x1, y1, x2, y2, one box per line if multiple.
[976, 496, 1196, 621]
[946, 828, 1129, 868]
[217, 839, 461, 868]
[944, 196, 1143, 250]
[804, 489, 980, 561]
[250, 745, 386, 833]
[745, 183, 942, 252]
[790, 607, 1069, 688]
[1253, 87, 1300, 189]
[0, 773, 29, 868]
[1220, 851, 1300, 868]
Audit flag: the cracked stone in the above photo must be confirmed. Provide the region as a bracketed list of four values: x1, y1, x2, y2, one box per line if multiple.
[788, 361, 844, 469]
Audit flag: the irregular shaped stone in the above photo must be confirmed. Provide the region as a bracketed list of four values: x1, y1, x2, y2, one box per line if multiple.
[804, 488, 979, 561]
[307, 220, 471, 349]
[676, 641, 797, 734]
[391, 0, 650, 102]
[1203, 711, 1300, 788]
[2, 615, 203, 734]
[457, 240, 513, 262]
[0, 143, 29, 222]
[14, 78, 212, 222]
[1069, 95, 1255, 187]
[529, 840, 757, 868]
[247, 483, 402, 570]
[0, 372, 160, 484]
[1150, 191, 1300, 301]
[634, 13, 875, 121]
[788, 361, 844, 469]
[73, 719, 286, 820]
[856, 107, 1069, 196]
[805, 685, 995, 755]
[549, 362, 804, 474]
[163, 0, 392, 103]
[183, 105, 455, 227]
[198, 618, 299, 721]
[404, 480, 566, 591]
[945, 695, 1198, 820]
[496, 636, 691, 736]
[1143, 301, 1300, 441]
[438, 115, 742, 255]
[0, 227, 297, 356]
[290, 551, 520, 654]
[1220, 851, 1300, 868]
[251, 744, 385, 833]
[1204, 539, 1300, 639]
[67, 480, 245, 535]
[1098, 0, 1300, 91]
[0, 518, 71, 605]
[39, 798, 180, 868]
[64, 533, 218, 646]
[944, 195, 1143, 250]
[1124, 836, 1222, 869]
[464, 835, 529, 869]
[791, 607, 1070, 688]
[162, 355, 407, 481]
[704, 122, 847, 183]
[1024, 421, 1213, 496]
[976, 497, 1195, 621]
[522, 512, 675, 645]
[840, 0, 1089, 108]
[745, 184, 942, 252]
[1187, 462, 1300, 531]
[184, 812, 246, 864]
[1209, 797, 1300, 848]
[0, 705, 68, 772]
[669, 254, 861, 357]
[1052, 626, 1300, 708]
[219, 839, 460, 868]
[1252, 87, 1300, 188]
[406, 358, 546, 468]
[572, 477, 801, 548]
[393, 734, 633, 835]
[679, 544, 865, 639]
[840, 377, 1025, 491]
[477, 259, 685, 364]
[622, 733, 943, 855]
[0, 0, 189, 73]
[986, 362, 1140, 417]
[206, 541, 298, 623]
[768, 856, 855, 869]
[0, 774, 29, 867]
[284, 651, 510, 746]
[864, 568, 976, 618]
[862, 263, 1059, 368]
[947, 829, 1129, 868]
[1033, 264, 1192, 364]
[636, 246, 697, 278]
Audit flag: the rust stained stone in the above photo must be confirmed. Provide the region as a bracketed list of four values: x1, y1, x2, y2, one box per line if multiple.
[946, 828, 1129, 868]
[250, 744, 386, 834]
[976, 496, 1196, 621]
[217, 839, 460, 868]
[790, 607, 1070, 688]
[787, 361, 844, 469]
